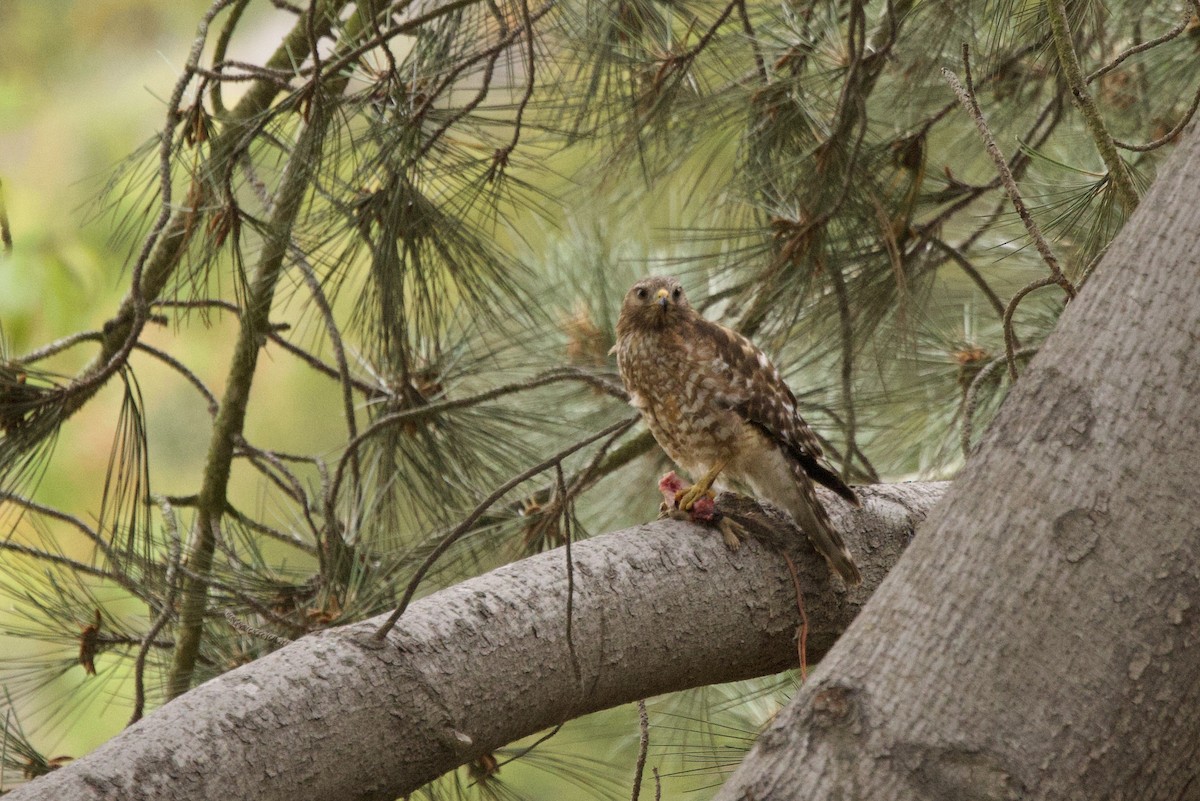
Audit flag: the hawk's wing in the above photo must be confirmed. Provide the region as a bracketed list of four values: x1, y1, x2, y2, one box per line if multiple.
[691, 318, 860, 506]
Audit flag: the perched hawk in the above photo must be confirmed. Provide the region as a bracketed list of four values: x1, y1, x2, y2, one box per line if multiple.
[615, 276, 862, 585]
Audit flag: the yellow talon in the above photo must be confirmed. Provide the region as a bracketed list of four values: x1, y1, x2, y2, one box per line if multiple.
[674, 459, 728, 511]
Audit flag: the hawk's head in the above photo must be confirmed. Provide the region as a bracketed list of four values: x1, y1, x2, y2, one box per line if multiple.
[616, 276, 693, 336]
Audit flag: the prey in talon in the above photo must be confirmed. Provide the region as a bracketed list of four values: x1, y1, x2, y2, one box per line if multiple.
[656, 471, 744, 551]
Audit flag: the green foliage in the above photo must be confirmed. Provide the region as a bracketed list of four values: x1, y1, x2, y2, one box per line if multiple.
[3, 0, 1199, 795]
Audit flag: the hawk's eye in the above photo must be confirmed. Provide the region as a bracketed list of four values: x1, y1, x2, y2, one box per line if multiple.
[635, 287, 648, 300]
[672, 287, 682, 300]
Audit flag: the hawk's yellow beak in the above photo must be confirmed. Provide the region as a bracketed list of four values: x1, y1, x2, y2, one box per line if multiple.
[655, 287, 670, 308]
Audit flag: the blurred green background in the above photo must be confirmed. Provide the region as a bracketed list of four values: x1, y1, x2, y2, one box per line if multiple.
[0, 0, 313, 756]
[0, 4, 759, 794]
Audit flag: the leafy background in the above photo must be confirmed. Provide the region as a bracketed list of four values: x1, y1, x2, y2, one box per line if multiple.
[2, 0, 1196, 796]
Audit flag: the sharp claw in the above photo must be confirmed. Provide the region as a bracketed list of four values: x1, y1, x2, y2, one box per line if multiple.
[671, 460, 728, 513]
[674, 484, 715, 513]
[674, 486, 695, 511]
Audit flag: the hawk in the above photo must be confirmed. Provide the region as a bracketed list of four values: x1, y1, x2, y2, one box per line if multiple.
[615, 276, 862, 585]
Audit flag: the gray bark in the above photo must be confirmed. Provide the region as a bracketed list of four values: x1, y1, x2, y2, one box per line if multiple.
[7, 483, 945, 801]
[715, 132, 1200, 799]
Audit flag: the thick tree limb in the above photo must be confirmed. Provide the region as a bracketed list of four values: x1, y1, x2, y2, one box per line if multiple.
[7, 482, 945, 801]
[716, 128, 1200, 800]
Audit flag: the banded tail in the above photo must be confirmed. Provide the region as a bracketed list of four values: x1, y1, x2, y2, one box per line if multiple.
[783, 476, 862, 585]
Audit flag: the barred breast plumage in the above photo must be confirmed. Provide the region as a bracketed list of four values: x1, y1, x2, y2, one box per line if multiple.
[614, 276, 862, 585]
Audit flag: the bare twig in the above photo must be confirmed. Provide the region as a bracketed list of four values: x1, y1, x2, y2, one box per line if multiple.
[0, 491, 113, 563]
[1086, 14, 1192, 85]
[193, 61, 296, 88]
[826, 263, 857, 481]
[366, 0, 400, 84]
[960, 346, 1039, 457]
[631, 699, 650, 801]
[0, 178, 12, 256]
[290, 244, 361, 515]
[224, 502, 315, 552]
[943, 46, 1075, 380]
[489, 0, 538, 174]
[296, 0, 494, 86]
[222, 608, 294, 647]
[515, 423, 655, 569]
[154, 298, 240, 315]
[235, 446, 323, 543]
[132, 342, 219, 416]
[781, 551, 809, 680]
[680, 0, 739, 61]
[494, 722, 565, 769]
[826, 0, 869, 144]
[208, 0, 252, 115]
[1114, 79, 1200, 153]
[18, 331, 103, 365]
[157, 287, 378, 398]
[735, 0, 767, 84]
[168, 54, 355, 695]
[268, 330, 380, 396]
[305, 0, 324, 89]
[235, 445, 309, 507]
[517, 429, 658, 534]
[557, 464, 582, 690]
[943, 49, 1070, 294]
[1001, 277, 1056, 381]
[0, 493, 158, 610]
[927, 238, 1008, 323]
[130, 498, 183, 725]
[922, 75, 1063, 246]
[44, 2, 348, 444]
[565, 416, 636, 497]
[0, 540, 128, 587]
[916, 93, 1065, 285]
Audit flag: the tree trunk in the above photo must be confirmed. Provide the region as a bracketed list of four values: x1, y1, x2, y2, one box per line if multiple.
[715, 131, 1200, 800]
[6, 483, 944, 801]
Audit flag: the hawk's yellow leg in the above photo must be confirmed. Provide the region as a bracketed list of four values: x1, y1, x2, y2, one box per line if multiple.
[674, 459, 728, 512]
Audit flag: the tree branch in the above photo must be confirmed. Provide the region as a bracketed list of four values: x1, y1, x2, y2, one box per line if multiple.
[5, 482, 947, 801]
[1046, 0, 1139, 213]
[715, 116, 1200, 801]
